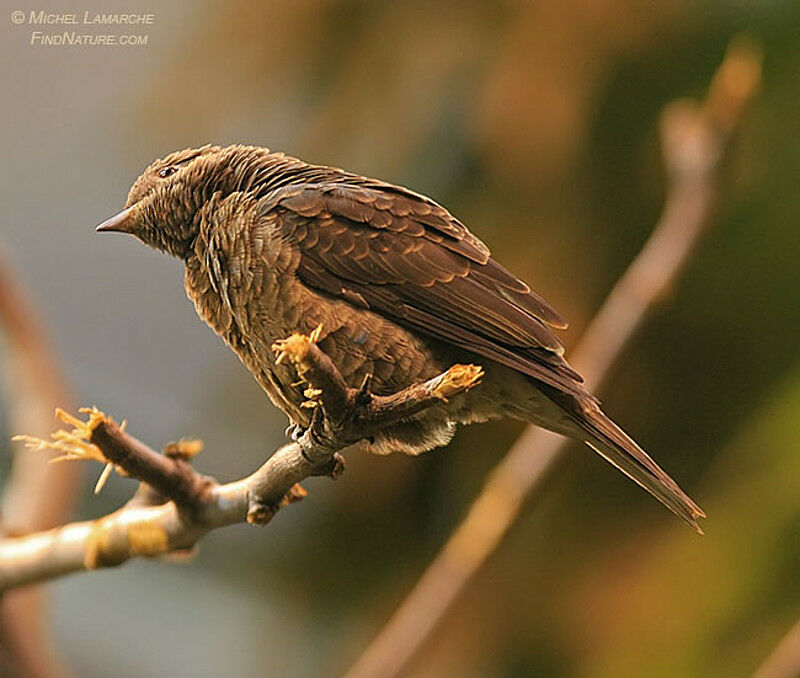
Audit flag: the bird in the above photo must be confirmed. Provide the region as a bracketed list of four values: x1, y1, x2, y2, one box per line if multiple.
[96, 144, 704, 531]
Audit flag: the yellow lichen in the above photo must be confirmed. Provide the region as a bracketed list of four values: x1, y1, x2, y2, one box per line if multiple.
[85, 519, 126, 569]
[84, 519, 169, 569]
[127, 522, 170, 557]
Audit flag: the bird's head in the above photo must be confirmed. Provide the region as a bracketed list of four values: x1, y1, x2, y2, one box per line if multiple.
[96, 145, 225, 257]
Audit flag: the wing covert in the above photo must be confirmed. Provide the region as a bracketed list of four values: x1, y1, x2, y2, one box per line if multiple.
[263, 182, 583, 394]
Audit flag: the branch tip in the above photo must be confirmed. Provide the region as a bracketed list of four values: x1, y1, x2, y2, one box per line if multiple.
[163, 438, 204, 460]
[433, 364, 483, 401]
[246, 483, 307, 526]
[12, 406, 117, 468]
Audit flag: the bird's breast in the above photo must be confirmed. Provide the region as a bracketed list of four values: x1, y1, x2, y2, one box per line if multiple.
[185, 211, 449, 425]
[184, 231, 312, 422]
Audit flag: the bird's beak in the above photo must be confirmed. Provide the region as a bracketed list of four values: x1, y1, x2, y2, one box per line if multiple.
[95, 207, 133, 234]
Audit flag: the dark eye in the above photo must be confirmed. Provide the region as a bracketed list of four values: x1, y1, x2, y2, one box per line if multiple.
[158, 166, 178, 178]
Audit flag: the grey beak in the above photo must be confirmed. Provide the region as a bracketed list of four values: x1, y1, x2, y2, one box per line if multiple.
[96, 207, 133, 233]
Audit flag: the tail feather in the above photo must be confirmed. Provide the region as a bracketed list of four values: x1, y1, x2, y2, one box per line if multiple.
[582, 401, 705, 532]
[539, 386, 705, 532]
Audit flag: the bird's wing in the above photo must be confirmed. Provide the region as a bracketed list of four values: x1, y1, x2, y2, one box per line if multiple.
[262, 182, 585, 395]
[258, 180, 704, 529]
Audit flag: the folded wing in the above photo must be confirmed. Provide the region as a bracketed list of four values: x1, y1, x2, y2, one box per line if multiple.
[264, 181, 585, 397]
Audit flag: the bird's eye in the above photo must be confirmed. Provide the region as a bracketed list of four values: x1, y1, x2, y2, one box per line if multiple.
[158, 166, 178, 178]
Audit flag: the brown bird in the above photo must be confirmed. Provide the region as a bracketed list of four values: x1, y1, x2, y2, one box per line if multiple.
[96, 144, 704, 531]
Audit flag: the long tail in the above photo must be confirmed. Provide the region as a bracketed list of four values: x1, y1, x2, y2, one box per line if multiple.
[542, 387, 705, 532]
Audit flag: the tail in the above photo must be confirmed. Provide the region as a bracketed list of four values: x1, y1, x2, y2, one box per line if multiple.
[542, 388, 705, 532]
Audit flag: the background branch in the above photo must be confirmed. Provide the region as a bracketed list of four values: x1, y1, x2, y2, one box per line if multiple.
[345, 37, 761, 678]
[0, 249, 80, 678]
[755, 618, 800, 678]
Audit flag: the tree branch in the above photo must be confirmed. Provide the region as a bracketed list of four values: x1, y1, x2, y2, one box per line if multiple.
[0, 331, 482, 591]
[89, 420, 214, 510]
[344, 37, 761, 678]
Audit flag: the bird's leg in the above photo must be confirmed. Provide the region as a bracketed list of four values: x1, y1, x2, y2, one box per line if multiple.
[299, 406, 334, 457]
[291, 405, 346, 480]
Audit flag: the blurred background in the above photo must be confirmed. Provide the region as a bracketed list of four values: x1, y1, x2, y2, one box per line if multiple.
[1, 1, 799, 676]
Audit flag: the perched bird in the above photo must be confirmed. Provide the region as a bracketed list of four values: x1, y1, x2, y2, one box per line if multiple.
[97, 144, 704, 531]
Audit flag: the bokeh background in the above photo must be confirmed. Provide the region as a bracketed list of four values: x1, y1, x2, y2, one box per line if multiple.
[1, 1, 799, 676]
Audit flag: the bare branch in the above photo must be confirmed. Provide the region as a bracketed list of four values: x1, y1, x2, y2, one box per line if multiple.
[0, 330, 482, 591]
[88, 420, 214, 510]
[345, 37, 761, 678]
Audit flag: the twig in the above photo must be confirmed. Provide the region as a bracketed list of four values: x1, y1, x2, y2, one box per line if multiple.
[344, 37, 761, 678]
[0, 330, 482, 590]
[89, 420, 214, 509]
[0, 248, 79, 678]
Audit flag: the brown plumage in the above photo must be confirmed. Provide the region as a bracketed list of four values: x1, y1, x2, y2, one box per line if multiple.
[96, 144, 705, 531]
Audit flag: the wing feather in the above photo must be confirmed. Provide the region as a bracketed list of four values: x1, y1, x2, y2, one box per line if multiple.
[262, 182, 582, 393]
